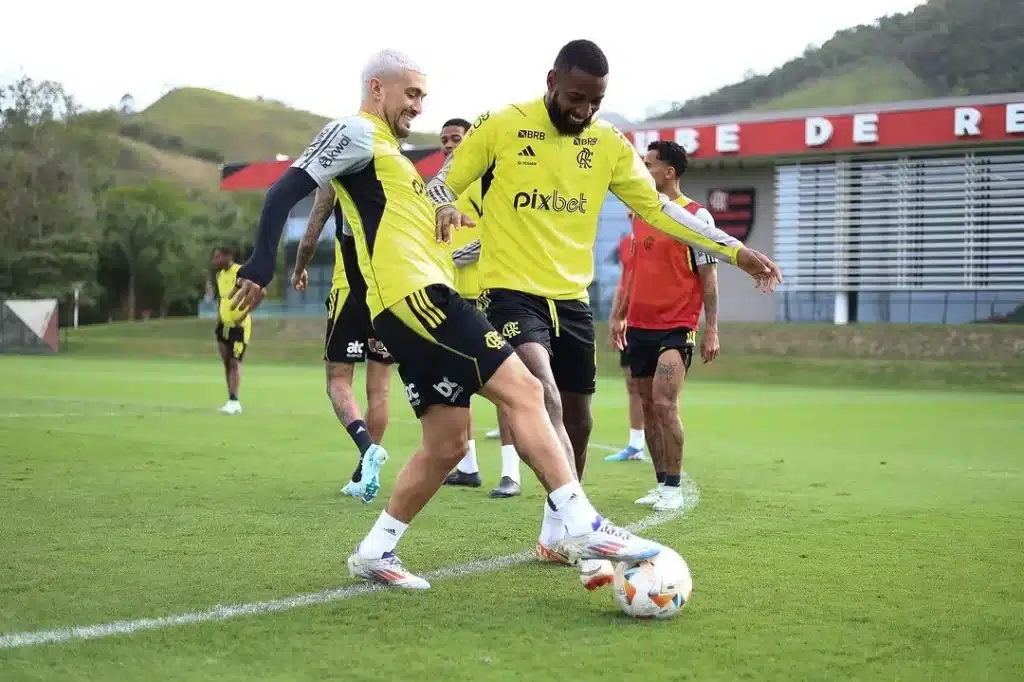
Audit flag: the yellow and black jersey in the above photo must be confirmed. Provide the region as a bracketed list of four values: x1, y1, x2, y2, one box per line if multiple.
[216, 263, 252, 332]
[428, 98, 742, 302]
[292, 113, 455, 319]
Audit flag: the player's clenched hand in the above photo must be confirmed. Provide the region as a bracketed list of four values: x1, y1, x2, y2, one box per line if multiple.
[700, 328, 720, 364]
[609, 317, 627, 352]
[736, 248, 783, 293]
[291, 268, 308, 292]
[230, 277, 265, 312]
[435, 204, 475, 244]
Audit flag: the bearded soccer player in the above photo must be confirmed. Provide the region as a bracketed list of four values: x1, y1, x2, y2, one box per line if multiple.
[292, 187, 393, 503]
[427, 39, 781, 567]
[230, 48, 667, 590]
[212, 247, 251, 415]
[440, 117, 523, 498]
[605, 227, 646, 462]
[610, 140, 721, 511]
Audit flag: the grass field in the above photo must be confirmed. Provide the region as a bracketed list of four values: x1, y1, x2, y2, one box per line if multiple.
[1, 347, 1022, 680]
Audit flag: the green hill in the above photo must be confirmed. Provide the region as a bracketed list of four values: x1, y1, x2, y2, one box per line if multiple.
[653, 0, 1024, 119]
[127, 87, 436, 164]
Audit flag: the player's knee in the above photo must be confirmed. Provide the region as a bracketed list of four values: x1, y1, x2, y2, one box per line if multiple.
[651, 393, 678, 423]
[503, 367, 544, 412]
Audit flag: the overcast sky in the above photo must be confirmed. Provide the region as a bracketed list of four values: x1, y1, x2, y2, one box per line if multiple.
[3, 0, 927, 131]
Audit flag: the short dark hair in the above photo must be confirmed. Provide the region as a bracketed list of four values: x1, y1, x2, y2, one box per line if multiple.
[214, 246, 233, 257]
[553, 40, 609, 77]
[647, 140, 688, 178]
[442, 118, 472, 131]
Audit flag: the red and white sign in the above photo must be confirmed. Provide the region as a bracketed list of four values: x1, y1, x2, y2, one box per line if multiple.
[627, 101, 1024, 159]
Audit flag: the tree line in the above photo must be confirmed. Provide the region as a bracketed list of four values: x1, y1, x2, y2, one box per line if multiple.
[655, 0, 1024, 118]
[0, 77, 261, 324]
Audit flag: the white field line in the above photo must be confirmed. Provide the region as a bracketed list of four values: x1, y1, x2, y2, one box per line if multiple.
[0, 472, 699, 650]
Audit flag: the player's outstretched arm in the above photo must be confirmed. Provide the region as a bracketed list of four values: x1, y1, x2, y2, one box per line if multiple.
[232, 118, 374, 310]
[608, 134, 782, 292]
[426, 112, 496, 242]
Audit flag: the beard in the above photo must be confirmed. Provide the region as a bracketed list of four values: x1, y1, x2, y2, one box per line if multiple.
[545, 96, 591, 136]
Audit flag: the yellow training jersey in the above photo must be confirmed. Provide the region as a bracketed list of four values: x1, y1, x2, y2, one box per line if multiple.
[450, 178, 484, 299]
[292, 113, 455, 319]
[429, 98, 742, 301]
[216, 264, 252, 330]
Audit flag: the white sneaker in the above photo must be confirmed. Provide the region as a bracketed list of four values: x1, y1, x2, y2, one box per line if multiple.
[485, 428, 501, 440]
[634, 485, 663, 506]
[218, 400, 242, 415]
[560, 516, 663, 563]
[653, 488, 685, 511]
[347, 548, 430, 590]
[578, 559, 614, 591]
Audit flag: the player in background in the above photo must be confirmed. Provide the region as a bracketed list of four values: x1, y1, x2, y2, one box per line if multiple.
[230, 49, 667, 590]
[212, 247, 251, 415]
[439, 117, 523, 499]
[605, 228, 646, 462]
[292, 187, 393, 503]
[609, 140, 721, 511]
[427, 39, 780, 567]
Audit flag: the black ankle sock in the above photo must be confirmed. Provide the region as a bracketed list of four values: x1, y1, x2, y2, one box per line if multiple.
[656, 471, 666, 484]
[346, 420, 374, 455]
[228, 392, 238, 401]
[665, 474, 681, 487]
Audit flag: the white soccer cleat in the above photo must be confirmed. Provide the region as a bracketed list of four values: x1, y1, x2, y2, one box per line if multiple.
[218, 400, 242, 415]
[536, 540, 574, 566]
[347, 548, 430, 590]
[634, 487, 662, 506]
[578, 559, 615, 591]
[485, 428, 501, 440]
[560, 517, 663, 563]
[653, 488, 685, 512]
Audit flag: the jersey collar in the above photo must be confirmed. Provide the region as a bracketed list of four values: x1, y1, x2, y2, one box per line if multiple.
[359, 112, 399, 146]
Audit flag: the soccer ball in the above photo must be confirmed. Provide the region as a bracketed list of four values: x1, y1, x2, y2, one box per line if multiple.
[612, 547, 693, 619]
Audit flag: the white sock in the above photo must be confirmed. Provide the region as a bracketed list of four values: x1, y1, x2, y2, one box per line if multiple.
[357, 511, 408, 559]
[629, 429, 645, 450]
[500, 444, 521, 483]
[539, 500, 565, 546]
[456, 441, 479, 474]
[548, 481, 600, 537]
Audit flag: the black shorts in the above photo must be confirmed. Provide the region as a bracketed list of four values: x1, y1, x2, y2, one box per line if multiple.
[619, 350, 630, 368]
[373, 285, 515, 418]
[325, 287, 393, 364]
[626, 327, 696, 378]
[478, 288, 596, 395]
[215, 322, 249, 361]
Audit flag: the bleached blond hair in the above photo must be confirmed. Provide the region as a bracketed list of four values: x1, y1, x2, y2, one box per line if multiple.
[361, 49, 425, 99]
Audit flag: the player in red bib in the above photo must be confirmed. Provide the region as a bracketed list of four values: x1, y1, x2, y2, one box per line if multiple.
[605, 227, 647, 462]
[609, 140, 721, 511]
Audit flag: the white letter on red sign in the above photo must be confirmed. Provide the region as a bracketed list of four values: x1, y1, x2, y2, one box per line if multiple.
[674, 127, 699, 154]
[853, 113, 879, 144]
[954, 107, 981, 136]
[632, 129, 659, 152]
[1006, 103, 1024, 134]
[716, 124, 739, 153]
[805, 117, 833, 147]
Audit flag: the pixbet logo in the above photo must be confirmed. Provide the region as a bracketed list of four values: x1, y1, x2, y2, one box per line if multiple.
[512, 189, 587, 214]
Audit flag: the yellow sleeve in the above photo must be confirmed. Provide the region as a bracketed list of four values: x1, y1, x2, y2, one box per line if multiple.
[607, 131, 743, 264]
[455, 178, 483, 222]
[427, 112, 497, 205]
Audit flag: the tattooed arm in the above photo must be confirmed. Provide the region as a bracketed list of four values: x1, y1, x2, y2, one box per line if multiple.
[292, 185, 335, 290]
[698, 257, 720, 363]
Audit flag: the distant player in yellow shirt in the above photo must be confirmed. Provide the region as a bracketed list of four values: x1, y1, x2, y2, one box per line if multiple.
[440, 117, 523, 498]
[428, 39, 780, 568]
[212, 247, 251, 415]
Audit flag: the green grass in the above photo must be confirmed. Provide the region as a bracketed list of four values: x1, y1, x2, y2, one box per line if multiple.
[0, 354, 1021, 681]
[112, 134, 222, 191]
[136, 88, 437, 164]
[749, 58, 936, 112]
